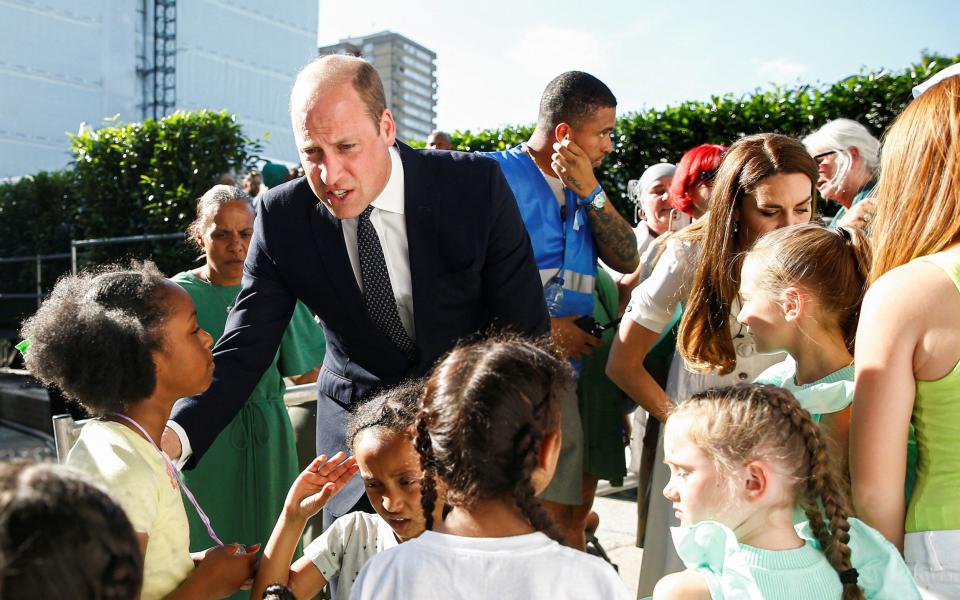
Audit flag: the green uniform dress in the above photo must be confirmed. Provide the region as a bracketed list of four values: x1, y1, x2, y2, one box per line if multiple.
[578, 268, 629, 486]
[172, 271, 326, 598]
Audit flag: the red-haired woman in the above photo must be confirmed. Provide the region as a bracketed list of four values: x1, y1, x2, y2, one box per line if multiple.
[669, 144, 727, 218]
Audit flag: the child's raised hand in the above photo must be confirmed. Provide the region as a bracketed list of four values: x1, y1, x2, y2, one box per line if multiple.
[284, 452, 359, 521]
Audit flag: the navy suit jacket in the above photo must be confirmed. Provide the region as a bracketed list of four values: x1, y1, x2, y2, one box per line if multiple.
[170, 142, 549, 514]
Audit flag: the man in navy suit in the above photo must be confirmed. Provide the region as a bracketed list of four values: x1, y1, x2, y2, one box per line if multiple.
[162, 55, 549, 527]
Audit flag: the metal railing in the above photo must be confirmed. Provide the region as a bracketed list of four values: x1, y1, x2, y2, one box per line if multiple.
[0, 232, 186, 311]
[71, 232, 185, 275]
[0, 253, 71, 308]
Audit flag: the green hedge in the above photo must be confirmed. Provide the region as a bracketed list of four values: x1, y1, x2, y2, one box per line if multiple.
[1, 53, 957, 331]
[443, 52, 960, 218]
[0, 110, 261, 333]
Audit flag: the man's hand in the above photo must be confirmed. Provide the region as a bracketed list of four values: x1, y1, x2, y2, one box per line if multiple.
[161, 425, 182, 461]
[835, 198, 876, 230]
[551, 138, 599, 198]
[551, 315, 602, 360]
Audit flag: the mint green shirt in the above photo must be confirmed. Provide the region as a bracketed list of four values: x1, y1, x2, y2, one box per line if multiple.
[667, 519, 919, 599]
[756, 357, 918, 502]
[754, 357, 854, 422]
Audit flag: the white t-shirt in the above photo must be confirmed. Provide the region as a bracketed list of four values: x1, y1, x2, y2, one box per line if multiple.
[67, 420, 194, 600]
[305, 511, 399, 600]
[350, 530, 630, 600]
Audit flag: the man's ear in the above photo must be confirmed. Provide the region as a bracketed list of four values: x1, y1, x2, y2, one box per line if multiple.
[782, 286, 803, 322]
[743, 460, 769, 501]
[380, 109, 397, 146]
[554, 122, 571, 143]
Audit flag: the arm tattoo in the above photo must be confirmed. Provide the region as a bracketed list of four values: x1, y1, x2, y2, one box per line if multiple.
[567, 175, 586, 196]
[588, 207, 639, 273]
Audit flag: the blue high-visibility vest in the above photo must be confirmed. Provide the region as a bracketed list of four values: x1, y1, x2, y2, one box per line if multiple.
[487, 146, 597, 320]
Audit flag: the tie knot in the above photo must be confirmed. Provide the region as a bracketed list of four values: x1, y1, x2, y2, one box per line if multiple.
[359, 204, 375, 221]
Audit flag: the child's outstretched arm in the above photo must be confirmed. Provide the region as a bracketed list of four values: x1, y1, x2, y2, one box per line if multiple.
[131, 532, 259, 600]
[252, 453, 359, 600]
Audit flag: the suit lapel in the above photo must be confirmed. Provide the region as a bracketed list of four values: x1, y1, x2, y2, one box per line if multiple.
[399, 143, 439, 347]
[307, 192, 365, 313]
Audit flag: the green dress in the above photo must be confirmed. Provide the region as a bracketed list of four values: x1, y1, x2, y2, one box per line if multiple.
[172, 271, 326, 598]
[578, 267, 629, 486]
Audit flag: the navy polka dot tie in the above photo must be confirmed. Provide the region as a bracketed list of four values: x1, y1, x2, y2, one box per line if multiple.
[357, 205, 415, 357]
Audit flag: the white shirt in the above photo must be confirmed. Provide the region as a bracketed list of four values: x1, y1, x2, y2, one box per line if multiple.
[350, 530, 630, 600]
[169, 146, 414, 468]
[306, 512, 398, 600]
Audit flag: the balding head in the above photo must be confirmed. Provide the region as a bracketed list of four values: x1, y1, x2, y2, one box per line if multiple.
[426, 130, 453, 150]
[290, 55, 387, 132]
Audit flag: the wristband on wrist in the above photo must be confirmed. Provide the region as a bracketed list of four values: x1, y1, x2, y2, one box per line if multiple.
[580, 185, 607, 210]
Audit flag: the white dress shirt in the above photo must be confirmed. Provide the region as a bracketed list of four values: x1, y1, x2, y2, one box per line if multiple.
[169, 146, 414, 468]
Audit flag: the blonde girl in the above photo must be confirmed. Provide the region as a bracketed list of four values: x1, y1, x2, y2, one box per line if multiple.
[654, 384, 918, 600]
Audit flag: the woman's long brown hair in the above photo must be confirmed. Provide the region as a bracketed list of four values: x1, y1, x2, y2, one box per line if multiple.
[677, 133, 817, 374]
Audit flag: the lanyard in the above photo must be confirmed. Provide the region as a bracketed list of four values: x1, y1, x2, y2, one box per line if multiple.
[108, 413, 225, 547]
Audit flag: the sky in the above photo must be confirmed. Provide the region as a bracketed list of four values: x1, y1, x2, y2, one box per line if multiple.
[317, 0, 959, 134]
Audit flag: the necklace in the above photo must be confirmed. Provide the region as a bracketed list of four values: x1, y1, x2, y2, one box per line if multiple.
[521, 143, 554, 178]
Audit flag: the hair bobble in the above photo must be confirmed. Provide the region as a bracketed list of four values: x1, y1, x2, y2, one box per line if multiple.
[838, 568, 859, 585]
[836, 226, 852, 242]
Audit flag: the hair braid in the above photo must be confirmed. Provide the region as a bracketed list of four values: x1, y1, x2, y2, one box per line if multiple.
[415, 413, 439, 531]
[511, 424, 562, 542]
[765, 389, 864, 600]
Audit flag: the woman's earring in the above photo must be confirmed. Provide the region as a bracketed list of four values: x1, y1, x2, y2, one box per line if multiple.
[733, 220, 739, 234]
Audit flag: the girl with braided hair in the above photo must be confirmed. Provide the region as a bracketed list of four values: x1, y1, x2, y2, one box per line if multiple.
[252, 380, 442, 600]
[652, 384, 917, 600]
[352, 337, 630, 600]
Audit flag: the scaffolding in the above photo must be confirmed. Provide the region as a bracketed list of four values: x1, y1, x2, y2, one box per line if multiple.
[139, 0, 177, 120]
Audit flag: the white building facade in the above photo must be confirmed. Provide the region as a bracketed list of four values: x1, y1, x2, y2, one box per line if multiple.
[0, 0, 317, 179]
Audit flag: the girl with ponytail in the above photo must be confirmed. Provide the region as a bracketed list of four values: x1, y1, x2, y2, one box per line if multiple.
[653, 384, 918, 600]
[737, 224, 913, 482]
[352, 337, 630, 600]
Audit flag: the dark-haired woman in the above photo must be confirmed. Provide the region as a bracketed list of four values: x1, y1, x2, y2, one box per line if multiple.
[173, 185, 325, 589]
[606, 133, 817, 595]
